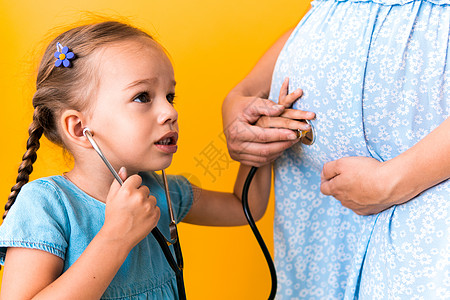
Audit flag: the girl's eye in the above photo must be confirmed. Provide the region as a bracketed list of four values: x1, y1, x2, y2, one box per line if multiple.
[166, 93, 176, 105]
[133, 92, 151, 103]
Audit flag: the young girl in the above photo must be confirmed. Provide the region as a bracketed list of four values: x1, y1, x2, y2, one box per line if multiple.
[0, 21, 308, 299]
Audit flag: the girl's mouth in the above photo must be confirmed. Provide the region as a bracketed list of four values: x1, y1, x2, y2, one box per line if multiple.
[155, 132, 178, 153]
[155, 137, 175, 145]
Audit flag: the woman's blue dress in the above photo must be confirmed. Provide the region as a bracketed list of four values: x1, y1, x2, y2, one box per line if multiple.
[269, 0, 449, 298]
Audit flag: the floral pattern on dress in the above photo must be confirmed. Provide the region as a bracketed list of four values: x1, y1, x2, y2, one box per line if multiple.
[269, 0, 449, 299]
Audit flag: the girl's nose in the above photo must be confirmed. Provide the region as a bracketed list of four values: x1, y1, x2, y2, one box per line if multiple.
[157, 98, 178, 125]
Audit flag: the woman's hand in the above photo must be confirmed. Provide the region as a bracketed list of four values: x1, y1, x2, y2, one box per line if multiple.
[321, 117, 450, 216]
[223, 78, 315, 167]
[256, 77, 314, 131]
[102, 167, 160, 250]
[320, 156, 400, 215]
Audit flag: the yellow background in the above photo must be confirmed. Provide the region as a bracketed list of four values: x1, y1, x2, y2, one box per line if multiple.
[0, 0, 310, 298]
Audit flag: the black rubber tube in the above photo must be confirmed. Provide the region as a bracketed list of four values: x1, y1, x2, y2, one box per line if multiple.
[151, 228, 186, 300]
[153, 165, 277, 300]
[242, 166, 277, 300]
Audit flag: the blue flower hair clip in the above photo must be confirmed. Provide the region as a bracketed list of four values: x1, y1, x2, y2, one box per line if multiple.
[54, 42, 75, 67]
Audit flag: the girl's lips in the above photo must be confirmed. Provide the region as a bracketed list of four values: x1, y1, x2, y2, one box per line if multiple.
[154, 131, 178, 154]
[155, 143, 178, 154]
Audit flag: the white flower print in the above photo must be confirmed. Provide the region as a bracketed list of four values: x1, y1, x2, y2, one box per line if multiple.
[270, 1, 450, 299]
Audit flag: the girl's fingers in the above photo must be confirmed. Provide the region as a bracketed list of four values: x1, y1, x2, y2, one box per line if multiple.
[278, 77, 289, 104]
[256, 116, 312, 131]
[277, 77, 304, 108]
[241, 97, 285, 124]
[108, 168, 128, 199]
[279, 88, 303, 108]
[280, 108, 315, 120]
[122, 174, 143, 189]
[117, 166, 128, 184]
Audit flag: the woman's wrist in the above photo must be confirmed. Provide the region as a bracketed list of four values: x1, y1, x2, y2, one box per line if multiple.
[380, 157, 423, 207]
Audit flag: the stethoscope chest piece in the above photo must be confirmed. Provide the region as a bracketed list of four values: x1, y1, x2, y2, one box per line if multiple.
[298, 119, 316, 145]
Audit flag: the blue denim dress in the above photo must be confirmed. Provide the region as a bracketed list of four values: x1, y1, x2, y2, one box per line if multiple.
[0, 172, 193, 299]
[269, 0, 449, 299]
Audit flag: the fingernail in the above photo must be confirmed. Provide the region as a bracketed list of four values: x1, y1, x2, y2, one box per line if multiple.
[273, 104, 284, 110]
[288, 133, 297, 140]
[119, 167, 126, 174]
[307, 112, 315, 118]
[298, 125, 311, 132]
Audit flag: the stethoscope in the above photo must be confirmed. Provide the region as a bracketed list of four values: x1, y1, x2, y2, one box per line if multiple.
[83, 128, 186, 300]
[83, 119, 316, 300]
[242, 119, 316, 300]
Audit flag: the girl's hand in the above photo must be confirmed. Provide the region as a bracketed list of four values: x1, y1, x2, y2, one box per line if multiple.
[256, 77, 315, 132]
[320, 157, 399, 215]
[102, 167, 160, 250]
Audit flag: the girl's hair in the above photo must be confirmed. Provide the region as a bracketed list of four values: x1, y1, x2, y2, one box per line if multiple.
[4, 21, 153, 219]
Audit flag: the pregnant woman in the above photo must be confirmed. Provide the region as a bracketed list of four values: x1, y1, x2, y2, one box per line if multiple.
[222, 0, 450, 298]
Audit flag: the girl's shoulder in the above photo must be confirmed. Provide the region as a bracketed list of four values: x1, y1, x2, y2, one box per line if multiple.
[18, 175, 103, 208]
[14, 175, 69, 206]
[4, 175, 105, 232]
[0, 176, 107, 264]
[0, 176, 76, 262]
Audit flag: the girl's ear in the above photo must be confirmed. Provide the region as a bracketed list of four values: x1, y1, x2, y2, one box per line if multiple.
[60, 109, 91, 148]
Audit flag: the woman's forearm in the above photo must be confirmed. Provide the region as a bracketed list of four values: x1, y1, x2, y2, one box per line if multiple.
[223, 28, 293, 109]
[222, 28, 306, 167]
[385, 117, 450, 205]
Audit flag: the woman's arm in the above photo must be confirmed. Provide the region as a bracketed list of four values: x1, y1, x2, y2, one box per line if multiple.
[222, 28, 315, 167]
[186, 78, 311, 226]
[320, 117, 450, 215]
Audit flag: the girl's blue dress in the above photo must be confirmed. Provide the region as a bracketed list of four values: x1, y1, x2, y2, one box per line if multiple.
[0, 172, 193, 299]
[269, 0, 449, 298]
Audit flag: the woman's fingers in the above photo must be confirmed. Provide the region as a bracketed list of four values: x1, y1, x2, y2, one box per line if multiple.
[227, 123, 299, 144]
[227, 138, 299, 166]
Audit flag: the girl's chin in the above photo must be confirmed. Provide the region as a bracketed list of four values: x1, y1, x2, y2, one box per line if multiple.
[127, 154, 174, 173]
[148, 157, 173, 171]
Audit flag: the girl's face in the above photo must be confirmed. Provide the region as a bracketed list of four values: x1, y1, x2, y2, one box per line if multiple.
[86, 37, 178, 174]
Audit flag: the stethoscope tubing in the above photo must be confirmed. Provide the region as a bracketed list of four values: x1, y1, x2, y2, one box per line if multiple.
[241, 124, 316, 300]
[242, 166, 277, 300]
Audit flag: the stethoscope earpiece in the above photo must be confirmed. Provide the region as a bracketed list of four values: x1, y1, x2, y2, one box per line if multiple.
[82, 127, 92, 137]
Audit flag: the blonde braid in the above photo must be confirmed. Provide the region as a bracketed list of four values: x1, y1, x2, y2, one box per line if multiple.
[4, 107, 45, 219]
